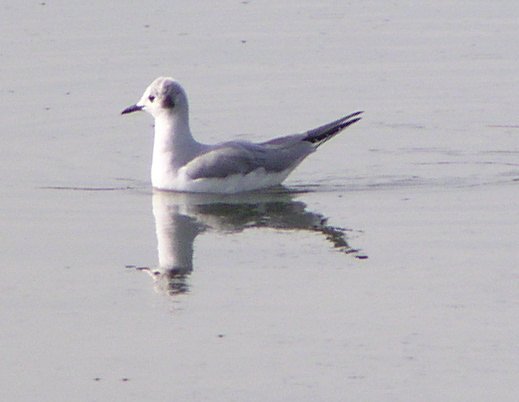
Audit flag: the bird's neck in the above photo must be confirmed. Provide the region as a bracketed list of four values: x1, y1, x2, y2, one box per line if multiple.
[151, 111, 203, 187]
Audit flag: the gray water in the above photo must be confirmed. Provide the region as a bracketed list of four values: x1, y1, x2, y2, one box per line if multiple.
[1, 1, 518, 401]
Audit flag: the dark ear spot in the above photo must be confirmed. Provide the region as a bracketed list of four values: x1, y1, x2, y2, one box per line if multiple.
[162, 94, 175, 109]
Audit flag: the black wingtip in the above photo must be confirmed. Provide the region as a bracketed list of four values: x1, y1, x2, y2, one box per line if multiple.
[303, 111, 364, 146]
[348, 110, 364, 118]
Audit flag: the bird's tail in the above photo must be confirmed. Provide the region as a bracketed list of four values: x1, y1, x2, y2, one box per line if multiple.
[303, 111, 363, 148]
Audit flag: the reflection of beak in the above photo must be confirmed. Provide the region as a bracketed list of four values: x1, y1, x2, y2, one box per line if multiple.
[121, 104, 144, 115]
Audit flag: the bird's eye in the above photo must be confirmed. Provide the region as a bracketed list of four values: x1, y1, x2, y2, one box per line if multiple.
[148, 95, 155, 102]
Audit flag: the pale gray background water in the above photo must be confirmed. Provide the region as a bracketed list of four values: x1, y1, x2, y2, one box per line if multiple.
[1, 1, 518, 401]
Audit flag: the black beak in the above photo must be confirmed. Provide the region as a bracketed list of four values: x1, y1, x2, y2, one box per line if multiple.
[121, 104, 144, 115]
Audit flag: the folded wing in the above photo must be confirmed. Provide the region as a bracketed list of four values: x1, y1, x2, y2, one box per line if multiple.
[184, 111, 363, 180]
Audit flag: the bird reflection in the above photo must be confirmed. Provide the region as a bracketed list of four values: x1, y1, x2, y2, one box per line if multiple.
[134, 188, 365, 295]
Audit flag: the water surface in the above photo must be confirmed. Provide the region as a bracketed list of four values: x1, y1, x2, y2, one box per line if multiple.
[1, 1, 518, 401]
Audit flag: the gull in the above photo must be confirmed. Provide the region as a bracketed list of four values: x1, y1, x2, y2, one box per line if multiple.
[122, 77, 362, 194]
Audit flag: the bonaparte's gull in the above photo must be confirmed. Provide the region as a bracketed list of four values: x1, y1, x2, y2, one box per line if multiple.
[122, 77, 362, 193]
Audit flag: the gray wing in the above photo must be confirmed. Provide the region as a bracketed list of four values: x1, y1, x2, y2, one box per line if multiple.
[185, 111, 363, 180]
[184, 140, 312, 180]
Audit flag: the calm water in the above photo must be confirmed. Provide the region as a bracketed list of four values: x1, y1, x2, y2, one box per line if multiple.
[1, 1, 518, 401]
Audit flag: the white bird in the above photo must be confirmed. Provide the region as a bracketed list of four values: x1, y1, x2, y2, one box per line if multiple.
[122, 77, 362, 194]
